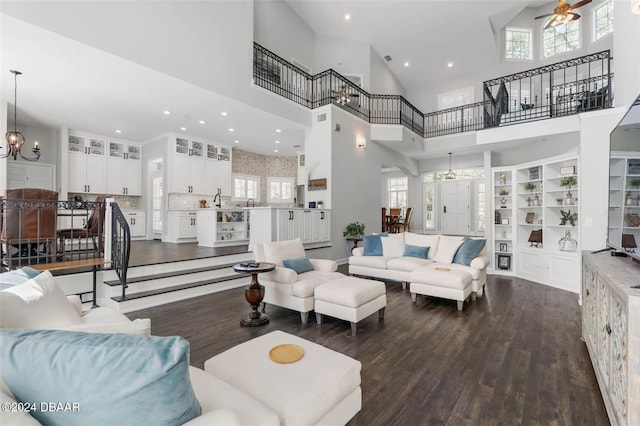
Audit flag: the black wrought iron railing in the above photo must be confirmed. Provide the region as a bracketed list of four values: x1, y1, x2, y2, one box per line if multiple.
[253, 42, 613, 139]
[110, 203, 130, 300]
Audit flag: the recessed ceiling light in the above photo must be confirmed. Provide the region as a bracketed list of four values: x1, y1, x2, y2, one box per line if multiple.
[199, 120, 206, 124]
[163, 110, 171, 115]
[221, 112, 228, 116]
[274, 149, 279, 153]
[276, 129, 282, 133]
[234, 140, 240, 143]
[344, 14, 351, 21]
[447, 62, 454, 68]
[404, 62, 409, 67]
[275, 140, 280, 144]
[115, 129, 122, 134]
[228, 128, 234, 132]
[180, 127, 187, 131]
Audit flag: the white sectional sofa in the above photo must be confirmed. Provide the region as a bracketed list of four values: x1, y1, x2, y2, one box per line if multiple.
[349, 233, 489, 299]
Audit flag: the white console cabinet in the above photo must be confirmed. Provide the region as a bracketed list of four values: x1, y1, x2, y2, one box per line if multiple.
[249, 207, 331, 248]
[124, 211, 146, 239]
[582, 252, 640, 426]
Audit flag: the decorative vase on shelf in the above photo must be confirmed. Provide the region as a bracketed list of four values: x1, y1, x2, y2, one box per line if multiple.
[534, 194, 540, 206]
[500, 197, 508, 208]
[559, 230, 578, 251]
[625, 192, 634, 206]
[527, 197, 532, 207]
[499, 173, 506, 185]
[564, 191, 574, 206]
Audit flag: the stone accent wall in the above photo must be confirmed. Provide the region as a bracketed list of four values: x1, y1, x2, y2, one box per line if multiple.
[232, 149, 297, 204]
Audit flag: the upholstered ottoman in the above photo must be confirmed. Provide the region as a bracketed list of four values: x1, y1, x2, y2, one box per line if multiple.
[314, 276, 386, 335]
[409, 266, 472, 311]
[204, 330, 361, 426]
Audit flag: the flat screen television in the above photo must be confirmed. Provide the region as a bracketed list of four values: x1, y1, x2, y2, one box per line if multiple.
[608, 94, 640, 261]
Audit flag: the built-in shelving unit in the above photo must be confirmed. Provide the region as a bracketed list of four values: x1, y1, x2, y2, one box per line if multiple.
[492, 156, 581, 292]
[195, 209, 248, 247]
[609, 154, 640, 250]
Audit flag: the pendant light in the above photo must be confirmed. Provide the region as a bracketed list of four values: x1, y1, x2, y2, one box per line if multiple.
[3, 70, 40, 161]
[445, 152, 456, 180]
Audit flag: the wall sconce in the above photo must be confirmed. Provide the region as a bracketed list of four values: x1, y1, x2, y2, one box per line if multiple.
[356, 137, 366, 149]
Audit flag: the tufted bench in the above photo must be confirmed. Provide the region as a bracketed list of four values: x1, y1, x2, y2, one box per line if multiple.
[409, 266, 472, 311]
[314, 276, 386, 335]
[204, 330, 362, 425]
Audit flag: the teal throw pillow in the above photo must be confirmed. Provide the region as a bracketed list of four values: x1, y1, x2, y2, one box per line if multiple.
[363, 234, 385, 256]
[283, 256, 314, 274]
[452, 238, 486, 266]
[0, 329, 201, 426]
[403, 244, 429, 259]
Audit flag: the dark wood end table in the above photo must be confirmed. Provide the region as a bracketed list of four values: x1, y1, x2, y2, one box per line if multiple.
[345, 237, 362, 250]
[233, 262, 276, 327]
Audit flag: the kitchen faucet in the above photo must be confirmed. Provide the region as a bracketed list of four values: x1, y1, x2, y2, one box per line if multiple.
[246, 198, 255, 207]
[213, 189, 222, 208]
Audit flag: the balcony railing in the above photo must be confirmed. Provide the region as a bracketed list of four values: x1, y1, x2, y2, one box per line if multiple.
[253, 42, 613, 139]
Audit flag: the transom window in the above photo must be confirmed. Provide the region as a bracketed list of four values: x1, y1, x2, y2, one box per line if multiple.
[543, 20, 580, 58]
[267, 177, 295, 203]
[233, 174, 259, 201]
[594, 0, 614, 41]
[387, 177, 408, 208]
[505, 27, 533, 60]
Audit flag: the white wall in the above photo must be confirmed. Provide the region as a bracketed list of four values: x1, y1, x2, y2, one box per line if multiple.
[579, 108, 626, 250]
[369, 46, 406, 96]
[315, 35, 371, 91]
[254, 0, 316, 72]
[7, 121, 58, 166]
[613, 0, 640, 107]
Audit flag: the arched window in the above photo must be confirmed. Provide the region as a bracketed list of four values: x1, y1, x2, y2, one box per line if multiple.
[542, 20, 580, 58]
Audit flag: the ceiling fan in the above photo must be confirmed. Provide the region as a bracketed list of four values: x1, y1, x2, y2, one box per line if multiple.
[535, 0, 592, 29]
[332, 85, 359, 105]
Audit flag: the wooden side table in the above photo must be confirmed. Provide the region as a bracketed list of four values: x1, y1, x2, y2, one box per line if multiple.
[345, 237, 362, 250]
[233, 262, 276, 327]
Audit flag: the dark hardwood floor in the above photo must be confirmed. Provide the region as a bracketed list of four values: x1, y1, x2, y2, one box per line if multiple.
[128, 240, 248, 267]
[127, 267, 609, 425]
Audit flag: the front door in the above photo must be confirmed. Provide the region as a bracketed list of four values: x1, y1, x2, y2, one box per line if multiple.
[441, 181, 470, 235]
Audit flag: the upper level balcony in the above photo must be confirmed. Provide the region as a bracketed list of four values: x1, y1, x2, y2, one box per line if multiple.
[253, 43, 613, 140]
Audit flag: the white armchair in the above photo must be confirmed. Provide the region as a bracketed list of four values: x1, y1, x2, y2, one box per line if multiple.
[253, 239, 343, 323]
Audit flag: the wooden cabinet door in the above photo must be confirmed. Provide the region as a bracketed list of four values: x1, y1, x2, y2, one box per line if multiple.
[189, 157, 205, 195]
[597, 278, 611, 388]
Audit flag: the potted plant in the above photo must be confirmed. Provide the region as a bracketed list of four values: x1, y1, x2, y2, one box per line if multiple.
[524, 182, 536, 192]
[343, 221, 365, 238]
[560, 176, 577, 189]
[499, 188, 509, 196]
[560, 210, 578, 227]
[629, 178, 640, 190]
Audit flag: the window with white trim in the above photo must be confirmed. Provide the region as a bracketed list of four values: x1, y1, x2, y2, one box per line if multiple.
[267, 177, 295, 203]
[423, 173, 436, 230]
[594, 0, 614, 41]
[505, 27, 533, 60]
[233, 174, 259, 201]
[437, 87, 474, 110]
[476, 181, 486, 232]
[387, 177, 408, 208]
[543, 20, 580, 58]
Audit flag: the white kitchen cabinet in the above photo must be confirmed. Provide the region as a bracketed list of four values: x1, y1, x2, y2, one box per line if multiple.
[168, 137, 206, 194]
[249, 208, 331, 248]
[196, 209, 248, 247]
[204, 143, 232, 196]
[68, 134, 106, 194]
[582, 252, 640, 426]
[7, 162, 55, 190]
[125, 211, 146, 238]
[106, 142, 142, 196]
[165, 211, 198, 243]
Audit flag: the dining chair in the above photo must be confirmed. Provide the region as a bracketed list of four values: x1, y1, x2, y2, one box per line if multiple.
[57, 195, 106, 259]
[397, 207, 413, 233]
[381, 207, 387, 232]
[386, 208, 402, 233]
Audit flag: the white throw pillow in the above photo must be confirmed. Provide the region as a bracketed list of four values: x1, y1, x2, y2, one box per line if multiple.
[432, 236, 465, 264]
[262, 238, 306, 266]
[404, 233, 440, 259]
[65, 318, 152, 336]
[0, 271, 81, 329]
[381, 236, 405, 258]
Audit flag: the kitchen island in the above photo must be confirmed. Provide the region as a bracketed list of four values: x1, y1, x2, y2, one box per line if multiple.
[196, 208, 248, 247]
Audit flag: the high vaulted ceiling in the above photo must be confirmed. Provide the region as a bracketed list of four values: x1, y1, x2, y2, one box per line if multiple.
[1, 0, 553, 158]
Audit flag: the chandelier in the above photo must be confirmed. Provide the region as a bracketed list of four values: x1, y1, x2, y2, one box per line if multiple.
[3, 70, 40, 161]
[445, 152, 456, 180]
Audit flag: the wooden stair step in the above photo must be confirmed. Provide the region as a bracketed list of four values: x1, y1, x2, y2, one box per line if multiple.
[104, 262, 241, 286]
[110, 273, 251, 302]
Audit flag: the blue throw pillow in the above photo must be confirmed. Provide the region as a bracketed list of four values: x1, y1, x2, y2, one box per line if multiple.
[283, 256, 314, 274]
[0, 267, 41, 290]
[452, 238, 486, 266]
[0, 329, 201, 426]
[363, 234, 385, 256]
[403, 244, 429, 259]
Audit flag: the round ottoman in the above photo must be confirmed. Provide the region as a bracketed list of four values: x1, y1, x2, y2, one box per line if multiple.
[314, 276, 387, 335]
[409, 266, 472, 311]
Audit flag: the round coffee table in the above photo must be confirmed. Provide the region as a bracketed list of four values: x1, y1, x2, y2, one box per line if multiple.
[233, 262, 276, 327]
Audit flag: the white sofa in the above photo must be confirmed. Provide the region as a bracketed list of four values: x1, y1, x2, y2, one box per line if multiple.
[0, 270, 280, 425]
[253, 238, 344, 323]
[349, 233, 489, 299]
